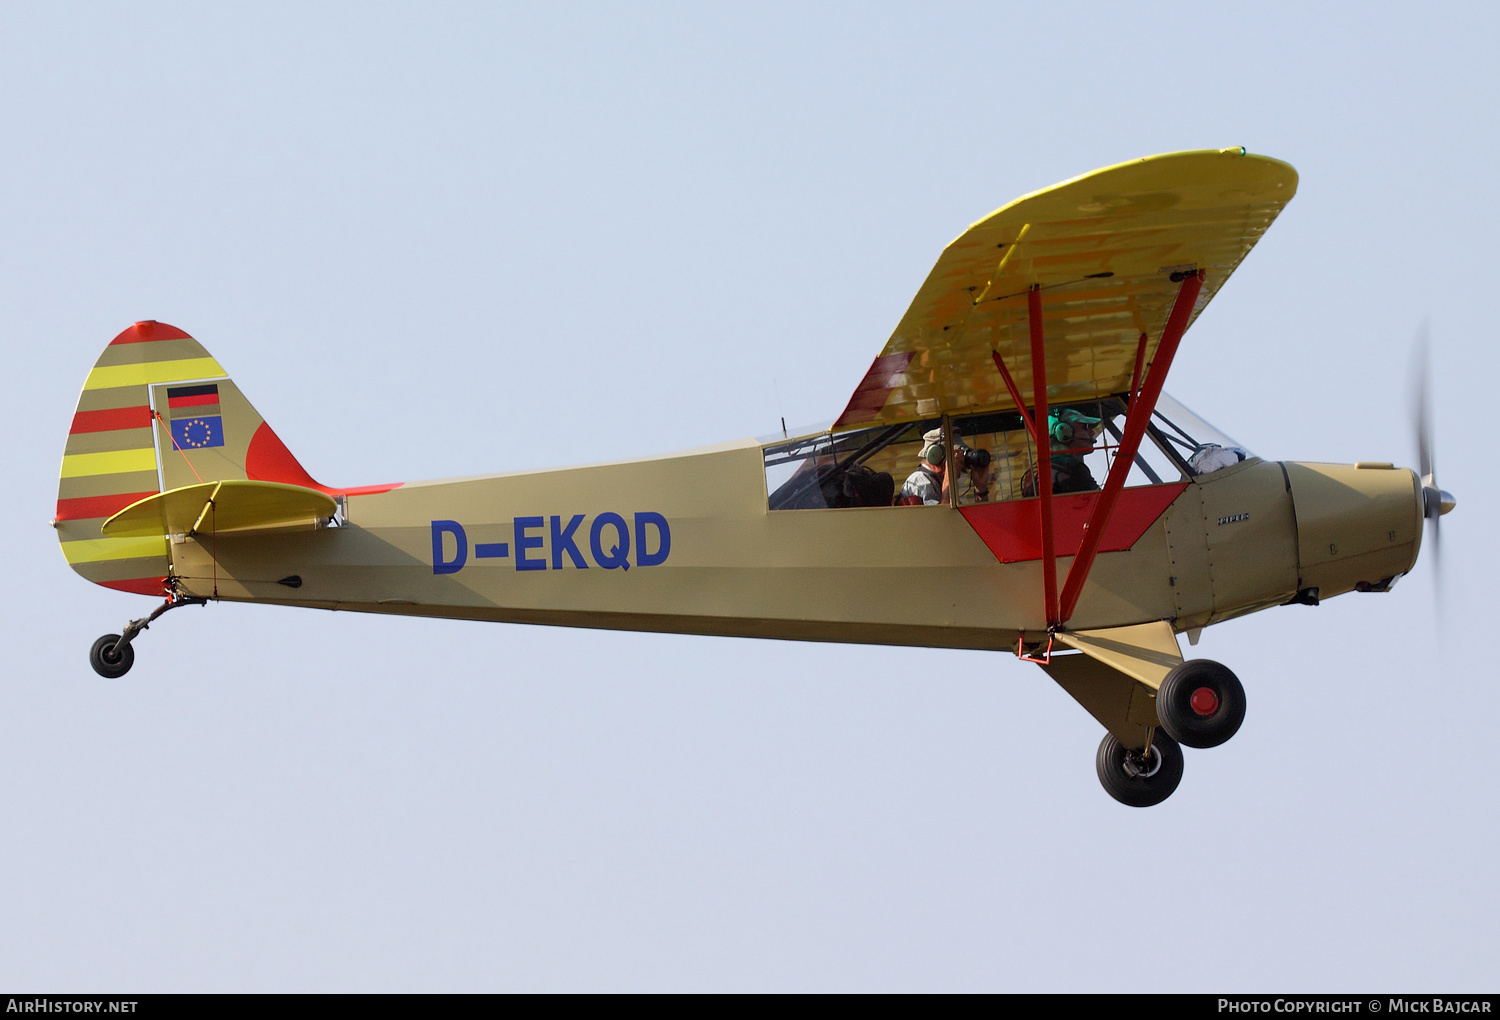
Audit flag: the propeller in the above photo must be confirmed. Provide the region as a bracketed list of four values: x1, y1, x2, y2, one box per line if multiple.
[1410, 324, 1455, 594]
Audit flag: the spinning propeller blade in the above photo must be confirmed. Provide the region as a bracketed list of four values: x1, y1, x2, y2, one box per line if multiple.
[1409, 324, 1455, 600]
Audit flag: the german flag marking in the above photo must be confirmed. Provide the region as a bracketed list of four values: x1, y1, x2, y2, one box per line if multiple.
[166, 384, 219, 405]
[166, 383, 221, 421]
[60, 448, 157, 479]
[84, 357, 224, 391]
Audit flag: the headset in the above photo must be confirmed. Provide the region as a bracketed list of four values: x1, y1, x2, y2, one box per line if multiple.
[1049, 411, 1099, 447]
[1048, 414, 1075, 446]
[921, 442, 946, 467]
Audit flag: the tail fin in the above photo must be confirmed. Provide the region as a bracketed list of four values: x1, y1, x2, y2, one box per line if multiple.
[55, 321, 398, 596]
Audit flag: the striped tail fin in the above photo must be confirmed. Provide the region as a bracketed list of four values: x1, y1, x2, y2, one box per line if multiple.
[55, 321, 398, 596]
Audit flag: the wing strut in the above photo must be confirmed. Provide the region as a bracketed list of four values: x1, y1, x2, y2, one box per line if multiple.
[1057, 271, 1203, 624]
[1027, 285, 1059, 626]
[989, 350, 1037, 444]
[1128, 333, 1148, 407]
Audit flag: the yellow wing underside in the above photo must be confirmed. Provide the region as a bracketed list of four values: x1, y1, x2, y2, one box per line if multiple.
[835, 148, 1298, 430]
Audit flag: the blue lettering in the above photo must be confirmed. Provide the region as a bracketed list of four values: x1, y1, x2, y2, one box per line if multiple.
[634, 512, 671, 566]
[590, 512, 631, 570]
[435, 513, 669, 574]
[431, 520, 467, 574]
[551, 514, 588, 569]
[514, 516, 545, 571]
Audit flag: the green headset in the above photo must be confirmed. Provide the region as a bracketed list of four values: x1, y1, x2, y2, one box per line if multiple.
[1048, 413, 1076, 446]
[1048, 410, 1099, 446]
[921, 441, 946, 467]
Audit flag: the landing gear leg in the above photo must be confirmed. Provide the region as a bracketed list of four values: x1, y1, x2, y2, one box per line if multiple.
[88, 589, 208, 678]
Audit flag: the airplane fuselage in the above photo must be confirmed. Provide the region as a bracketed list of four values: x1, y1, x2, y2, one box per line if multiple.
[167, 442, 1423, 649]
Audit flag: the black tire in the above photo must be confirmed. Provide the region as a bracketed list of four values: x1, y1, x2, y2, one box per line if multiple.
[1096, 729, 1183, 807]
[1157, 660, 1246, 749]
[89, 634, 134, 678]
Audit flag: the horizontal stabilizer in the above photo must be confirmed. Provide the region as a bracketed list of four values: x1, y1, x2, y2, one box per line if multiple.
[102, 480, 337, 538]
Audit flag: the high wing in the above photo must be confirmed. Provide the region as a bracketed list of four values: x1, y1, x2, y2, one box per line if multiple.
[835, 148, 1297, 429]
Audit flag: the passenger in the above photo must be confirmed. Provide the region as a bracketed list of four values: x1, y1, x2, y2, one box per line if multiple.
[839, 464, 896, 507]
[898, 428, 947, 505]
[899, 428, 990, 505]
[1022, 409, 1103, 496]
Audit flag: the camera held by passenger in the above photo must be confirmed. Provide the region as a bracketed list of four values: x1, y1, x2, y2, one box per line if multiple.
[956, 446, 991, 473]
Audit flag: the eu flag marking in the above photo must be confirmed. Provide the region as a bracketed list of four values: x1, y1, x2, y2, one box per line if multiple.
[169, 416, 225, 449]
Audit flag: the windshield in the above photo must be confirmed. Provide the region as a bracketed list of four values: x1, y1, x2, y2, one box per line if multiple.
[1151, 393, 1253, 475]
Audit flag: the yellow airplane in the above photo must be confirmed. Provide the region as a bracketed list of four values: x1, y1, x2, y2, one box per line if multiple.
[54, 148, 1455, 806]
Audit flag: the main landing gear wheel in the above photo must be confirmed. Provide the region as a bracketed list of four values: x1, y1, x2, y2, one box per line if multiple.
[89, 634, 134, 678]
[1157, 660, 1246, 749]
[1096, 730, 1183, 807]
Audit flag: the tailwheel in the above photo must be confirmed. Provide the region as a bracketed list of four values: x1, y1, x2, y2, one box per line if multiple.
[1157, 660, 1246, 749]
[89, 634, 134, 678]
[86, 591, 208, 679]
[1096, 730, 1183, 807]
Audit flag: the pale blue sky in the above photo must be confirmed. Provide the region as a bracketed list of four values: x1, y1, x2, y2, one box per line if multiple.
[2, 1, 1495, 991]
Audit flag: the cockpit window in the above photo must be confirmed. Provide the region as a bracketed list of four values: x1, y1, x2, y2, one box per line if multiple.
[763, 423, 914, 509]
[761, 392, 1240, 510]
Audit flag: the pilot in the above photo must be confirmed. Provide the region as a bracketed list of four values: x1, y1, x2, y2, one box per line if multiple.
[899, 427, 990, 505]
[1023, 408, 1103, 496]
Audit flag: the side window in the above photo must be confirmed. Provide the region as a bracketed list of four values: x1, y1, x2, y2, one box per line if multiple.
[764, 424, 918, 510]
[761, 395, 1211, 511]
[1114, 416, 1188, 485]
[951, 398, 1186, 506]
[948, 411, 1034, 505]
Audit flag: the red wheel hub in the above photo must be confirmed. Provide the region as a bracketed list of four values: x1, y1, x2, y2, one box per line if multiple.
[1189, 686, 1220, 717]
